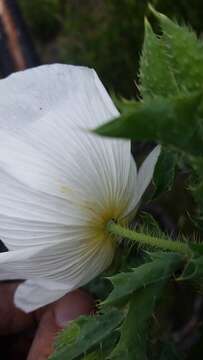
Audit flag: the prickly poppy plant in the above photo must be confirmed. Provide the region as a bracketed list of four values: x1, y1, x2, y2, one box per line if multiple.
[1, 6, 203, 360]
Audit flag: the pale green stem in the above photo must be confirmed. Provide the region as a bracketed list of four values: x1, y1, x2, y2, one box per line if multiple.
[107, 221, 192, 257]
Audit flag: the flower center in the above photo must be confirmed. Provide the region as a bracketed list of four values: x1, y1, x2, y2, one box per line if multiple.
[86, 201, 128, 249]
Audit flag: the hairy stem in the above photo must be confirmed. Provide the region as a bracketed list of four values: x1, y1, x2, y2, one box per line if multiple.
[107, 221, 192, 256]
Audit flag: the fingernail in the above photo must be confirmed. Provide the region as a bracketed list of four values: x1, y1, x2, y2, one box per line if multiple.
[55, 303, 76, 328]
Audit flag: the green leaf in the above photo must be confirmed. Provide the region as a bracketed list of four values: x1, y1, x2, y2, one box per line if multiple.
[153, 147, 177, 197]
[81, 330, 119, 360]
[189, 243, 203, 256]
[139, 18, 178, 98]
[50, 309, 124, 360]
[109, 283, 164, 360]
[180, 255, 203, 281]
[150, 7, 203, 93]
[95, 92, 203, 156]
[103, 252, 182, 306]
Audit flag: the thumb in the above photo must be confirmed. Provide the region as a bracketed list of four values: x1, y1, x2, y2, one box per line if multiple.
[27, 289, 94, 360]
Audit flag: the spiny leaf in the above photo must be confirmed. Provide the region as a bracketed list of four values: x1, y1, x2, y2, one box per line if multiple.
[179, 255, 203, 281]
[139, 18, 179, 98]
[102, 252, 182, 306]
[109, 282, 165, 360]
[81, 330, 119, 360]
[150, 6, 203, 93]
[50, 309, 124, 360]
[95, 92, 203, 157]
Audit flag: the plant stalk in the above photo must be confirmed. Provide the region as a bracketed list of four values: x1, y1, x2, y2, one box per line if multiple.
[107, 221, 192, 257]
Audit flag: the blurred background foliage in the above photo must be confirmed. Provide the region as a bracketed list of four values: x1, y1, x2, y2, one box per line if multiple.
[18, 0, 203, 98]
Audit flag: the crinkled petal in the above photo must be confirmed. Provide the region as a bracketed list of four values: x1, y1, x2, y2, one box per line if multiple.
[0, 235, 114, 312]
[136, 145, 161, 205]
[15, 280, 70, 313]
[0, 65, 137, 251]
[0, 65, 139, 312]
[0, 65, 132, 209]
[0, 127, 133, 222]
[122, 155, 138, 217]
[0, 64, 117, 132]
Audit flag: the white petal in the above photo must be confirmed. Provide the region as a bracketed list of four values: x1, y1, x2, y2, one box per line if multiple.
[0, 64, 118, 133]
[122, 155, 138, 217]
[0, 128, 133, 250]
[0, 65, 127, 207]
[15, 279, 70, 313]
[0, 164, 90, 227]
[0, 65, 135, 247]
[0, 64, 137, 311]
[136, 145, 161, 204]
[1, 126, 131, 214]
[0, 66, 131, 207]
[0, 234, 114, 311]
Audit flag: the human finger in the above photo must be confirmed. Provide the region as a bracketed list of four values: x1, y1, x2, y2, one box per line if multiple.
[27, 289, 94, 360]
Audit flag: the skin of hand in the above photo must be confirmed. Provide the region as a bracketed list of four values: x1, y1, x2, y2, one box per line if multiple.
[0, 282, 94, 360]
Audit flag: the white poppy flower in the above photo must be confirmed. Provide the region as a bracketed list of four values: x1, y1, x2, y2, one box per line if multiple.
[0, 64, 160, 312]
